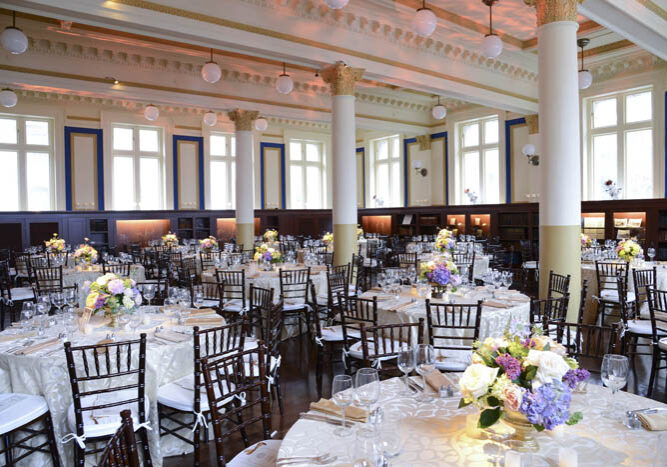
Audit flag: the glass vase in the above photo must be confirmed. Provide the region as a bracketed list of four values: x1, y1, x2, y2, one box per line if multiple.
[503, 410, 539, 452]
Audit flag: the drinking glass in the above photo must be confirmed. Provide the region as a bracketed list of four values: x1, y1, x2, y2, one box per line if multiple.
[64, 288, 77, 308]
[647, 247, 656, 263]
[193, 287, 204, 309]
[34, 301, 48, 335]
[331, 374, 354, 437]
[355, 368, 381, 432]
[142, 284, 155, 307]
[117, 309, 131, 330]
[397, 345, 416, 395]
[415, 344, 435, 401]
[129, 311, 142, 337]
[21, 302, 34, 328]
[601, 354, 629, 416]
[51, 292, 65, 314]
[502, 271, 513, 290]
[376, 428, 404, 466]
[416, 280, 430, 305]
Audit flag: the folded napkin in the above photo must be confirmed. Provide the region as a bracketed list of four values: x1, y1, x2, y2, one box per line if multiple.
[425, 371, 454, 392]
[184, 317, 224, 326]
[637, 411, 667, 431]
[0, 331, 35, 343]
[155, 330, 190, 343]
[387, 300, 415, 312]
[188, 308, 217, 317]
[483, 300, 511, 309]
[15, 337, 61, 355]
[309, 398, 368, 423]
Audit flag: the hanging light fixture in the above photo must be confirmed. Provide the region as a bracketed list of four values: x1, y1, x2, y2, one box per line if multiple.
[412, 1, 437, 37]
[0, 88, 17, 108]
[201, 49, 222, 84]
[324, 0, 349, 9]
[144, 104, 159, 121]
[203, 111, 217, 126]
[255, 117, 268, 131]
[275, 63, 294, 95]
[480, 0, 502, 59]
[577, 38, 593, 90]
[521, 143, 539, 165]
[431, 96, 447, 120]
[1, 11, 28, 55]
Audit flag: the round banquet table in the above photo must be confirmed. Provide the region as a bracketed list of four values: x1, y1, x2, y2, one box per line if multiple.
[62, 264, 146, 307]
[0, 306, 216, 466]
[278, 376, 667, 466]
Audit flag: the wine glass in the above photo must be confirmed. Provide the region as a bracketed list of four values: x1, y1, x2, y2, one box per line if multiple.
[416, 280, 430, 305]
[51, 291, 65, 315]
[502, 271, 513, 290]
[397, 345, 416, 395]
[331, 375, 354, 437]
[34, 300, 48, 336]
[193, 287, 204, 310]
[355, 368, 381, 432]
[64, 288, 77, 308]
[601, 354, 629, 417]
[142, 284, 155, 307]
[415, 344, 436, 401]
[21, 302, 34, 329]
[376, 428, 404, 466]
[647, 247, 656, 263]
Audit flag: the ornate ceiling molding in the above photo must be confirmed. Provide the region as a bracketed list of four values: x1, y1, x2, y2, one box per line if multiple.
[588, 51, 665, 81]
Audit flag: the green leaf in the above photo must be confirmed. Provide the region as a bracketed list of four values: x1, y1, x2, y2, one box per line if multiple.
[543, 342, 550, 351]
[458, 398, 472, 409]
[478, 407, 501, 429]
[566, 412, 583, 426]
[523, 366, 537, 381]
[487, 396, 500, 407]
[533, 424, 545, 432]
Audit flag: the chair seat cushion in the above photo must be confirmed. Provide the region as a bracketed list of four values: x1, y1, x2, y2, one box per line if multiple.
[222, 299, 247, 312]
[0, 393, 49, 435]
[627, 320, 667, 336]
[659, 338, 667, 352]
[348, 339, 400, 361]
[228, 439, 282, 467]
[282, 300, 307, 311]
[9, 287, 33, 301]
[201, 299, 220, 308]
[434, 348, 472, 372]
[67, 390, 150, 439]
[319, 325, 360, 342]
[158, 375, 230, 413]
[600, 290, 635, 303]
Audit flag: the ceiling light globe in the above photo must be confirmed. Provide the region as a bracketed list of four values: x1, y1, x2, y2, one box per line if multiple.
[412, 8, 437, 37]
[255, 117, 268, 131]
[578, 70, 593, 90]
[1, 26, 27, 54]
[481, 33, 502, 59]
[203, 111, 217, 126]
[431, 104, 446, 120]
[144, 105, 159, 121]
[324, 0, 349, 9]
[0, 89, 17, 108]
[521, 143, 536, 157]
[275, 74, 294, 95]
[201, 61, 222, 84]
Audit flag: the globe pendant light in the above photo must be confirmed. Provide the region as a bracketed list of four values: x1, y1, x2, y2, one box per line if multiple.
[255, 117, 268, 131]
[480, 0, 502, 59]
[577, 38, 593, 90]
[275, 62, 294, 95]
[0, 88, 17, 108]
[324, 0, 349, 9]
[203, 111, 217, 126]
[431, 96, 446, 120]
[201, 48, 222, 84]
[144, 104, 159, 121]
[412, 1, 437, 37]
[1, 11, 28, 55]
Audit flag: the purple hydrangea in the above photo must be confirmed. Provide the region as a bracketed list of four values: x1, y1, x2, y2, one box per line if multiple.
[563, 368, 590, 389]
[495, 354, 522, 380]
[427, 263, 452, 286]
[94, 295, 106, 309]
[519, 380, 572, 430]
[263, 251, 272, 261]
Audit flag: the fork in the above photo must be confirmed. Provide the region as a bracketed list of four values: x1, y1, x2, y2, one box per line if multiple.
[276, 454, 337, 466]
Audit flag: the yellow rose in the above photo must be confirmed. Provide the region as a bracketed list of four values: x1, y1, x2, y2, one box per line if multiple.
[86, 292, 99, 308]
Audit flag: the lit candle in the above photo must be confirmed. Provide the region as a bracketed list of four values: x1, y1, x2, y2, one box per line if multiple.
[559, 447, 577, 467]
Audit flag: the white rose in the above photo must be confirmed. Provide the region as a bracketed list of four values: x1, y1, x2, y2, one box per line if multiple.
[122, 296, 135, 309]
[459, 364, 499, 401]
[96, 275, 110, 286]
[526, 350, 571, 389]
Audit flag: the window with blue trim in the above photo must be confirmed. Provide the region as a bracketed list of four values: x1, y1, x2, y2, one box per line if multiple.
[456, 116, 499, 205]
[370, 134, 401, 207]
[209, 132, 235, 209]
[288, 139, 325, 209]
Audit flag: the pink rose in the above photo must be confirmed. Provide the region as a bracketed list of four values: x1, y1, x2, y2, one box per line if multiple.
[503, 386, 523, 412]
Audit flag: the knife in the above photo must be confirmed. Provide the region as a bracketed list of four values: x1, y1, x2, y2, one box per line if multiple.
[299, 413, 354, 427]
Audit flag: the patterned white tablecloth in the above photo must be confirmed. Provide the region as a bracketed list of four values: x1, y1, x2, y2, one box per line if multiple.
[0, 306, 209, 466]
[278, 376, 667, 466]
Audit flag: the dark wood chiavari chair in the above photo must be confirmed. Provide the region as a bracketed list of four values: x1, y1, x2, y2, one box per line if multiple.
[452, 251, 476, 283]
[309, 282, 343, 394]
[321, 264, 350, 310]
[200, 345, 279, 466]
[633, 267, 657, 319]
[136, 279, 169, 307]
[646, 287, 667, 398]
[547, 271, 571, 301]
[529, 296, 569, 327]
[157, 320, 246, 466]
[31, 265, 63, 296]
[102, 262, 132, 276]
[261, 300, 285, 414]
[426, 301, 482, 372]
[199, 251, 217, 272]
[176, 257, 198, 288]
[577, 279, 589, 325]
[595, 260, 633, 324]
[12, 251, 33, 285]
[339, 294, 378, 374]
[359, 319, 424, 378]
[350, 253, 364, 294]
[0, 260, 33, 330]
[97, 410, 140, 467]
[316, 252, 334, 266]
[63, 334, 152, 466]
[396, 252, 418, 270]
[279, 267, 311, 338]
[215, 269, 247, 318]
[249, 285, 274, 341]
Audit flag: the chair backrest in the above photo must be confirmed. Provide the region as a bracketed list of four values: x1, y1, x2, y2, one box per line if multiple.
[196, 281, 223, 307]
[633, 267, 657, 311]
[47, 251, 69, 267]
[426, 301, 482, 354]
[530, 296, 568, 325]
[326, 265, 349, 308]
[13, 251, 32, 277]
[616, 273, 637, 323]
[577, 279, 589, 325]
[32, 265, 63, 294]
[647, 287, 667, 344]
[216, 269, 246, 307]
[177, 257, 198, 286]
[199, 251, 216, 272]
[595, 261, 628, 293]
[98, 410, 140, 467]
[339, 294, 378, 350]
[64, 334, 148, 441]
[453, 251, 475, 282]
[249, 285, 274, 340]
[201, 346, 272, 467]
[547, 270, 571, 300]
[103, 262, 131, 277]
[396, 253, 418, 269]
[359, 319, 424, 376]
[264, 300, 284, 375]
[136, 280, 169, 306]
[279, 267, 311, 303]
[544, 320, 618, 375]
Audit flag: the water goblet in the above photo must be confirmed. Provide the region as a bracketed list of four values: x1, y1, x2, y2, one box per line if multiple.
[416, 280, 430, 305]
[415, 344, 436, 401]
[51, 291, 65, 315]
[397, 345, 416, 395]
[376, 428, 404, 466]
[647, 247, 656, 263]
[331, 374, 354, 437]
[601, 354, 629, 418]
[129, 311, 142, 337]
[21, 302, 34, 329]
[502, 271, 513, 290]
[355, 368, 381, 432]
[64, 288, 77, 308]
[142, 284, 155, 307]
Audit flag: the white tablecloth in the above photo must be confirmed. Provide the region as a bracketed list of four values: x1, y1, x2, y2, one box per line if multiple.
[279, 376, 667, 466]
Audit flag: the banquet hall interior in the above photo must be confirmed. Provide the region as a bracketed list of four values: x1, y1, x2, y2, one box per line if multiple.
[0, 0, 666, 465]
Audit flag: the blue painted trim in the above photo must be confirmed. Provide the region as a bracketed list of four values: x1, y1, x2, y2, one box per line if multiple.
[173, 135, 205, 210]
[356, 147, 366, 208]
[64, 126, 104, 211]
[664, 92, 666, 198]
[259, 142, 286, 209]
[504, 118, 526, 204]
[430, 132, 449, 205]
[403, 137, 417, 207]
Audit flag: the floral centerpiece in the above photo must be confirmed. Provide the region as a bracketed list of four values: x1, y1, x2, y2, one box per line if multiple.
[162, 232, 179, 248]
[458, 324, 588, 451]
[580, 233, 593, 249]
[263, 229, 279, 243]
[199, 236, 218, 252]
[45, 233, 65, 253]
[254, 243, 282, 266]
[73, 239, 98, 266]
[616, 238, 642, 262]
[83, 273, 142, 327]
[322, 232, 334, 245]
[464, 188, 479, 204]
[435, 228, 456, 254]
[603, 180, 622, 200]
[419, 258, 460, 298]
[357, 226, 364, 239]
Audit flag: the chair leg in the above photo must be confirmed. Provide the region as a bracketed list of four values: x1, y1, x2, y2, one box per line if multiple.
[74, 443, 85, 467]
[44, 412, 61, 467]
[3, 433, 12, 466]
[274, 374, 284, 416]
[193, 415, 201, 467]
[647, 350, 659, 398]
[137, 426, 153, 466]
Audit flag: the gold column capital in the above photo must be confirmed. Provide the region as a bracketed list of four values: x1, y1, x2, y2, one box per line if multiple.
[526, 114, 539, 134]
[523, 0, 583, 27]
[320, 61, 365, 96]
[227, 109, 259, 131]
[416, 135, 432, 150]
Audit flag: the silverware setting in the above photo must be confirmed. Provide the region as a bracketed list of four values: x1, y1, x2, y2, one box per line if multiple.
[276, 453, 337, 466]
[407, 379, 423, 393]
[299, 412, 355, 427]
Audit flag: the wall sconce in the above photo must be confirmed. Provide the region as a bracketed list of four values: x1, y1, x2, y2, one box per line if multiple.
[412, 159, 428, 177]
[521, 143, 539, 166]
